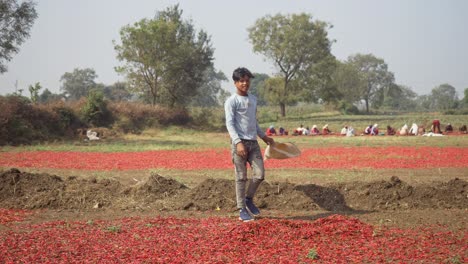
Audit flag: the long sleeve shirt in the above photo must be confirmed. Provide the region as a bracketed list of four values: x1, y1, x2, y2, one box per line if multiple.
[224, 93, 265, 145]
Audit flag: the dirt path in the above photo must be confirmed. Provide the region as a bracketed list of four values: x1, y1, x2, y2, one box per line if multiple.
[1, 168, 467, 229]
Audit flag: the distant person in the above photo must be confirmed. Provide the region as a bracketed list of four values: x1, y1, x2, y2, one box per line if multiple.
[265, 125, 277, 136]
[445, 123, 453, 133]
[399, 124, 409, 136]
[370, 124, 379, 136]
[303, 126, 310, 135]
[294, 124, 305, 135]
[409, 123, 419, 135]
[322, 124, 332, 135]
[431, 119, 441, 134]
[340, 126, 348, 135]
[279, 127, 288, 136]
[386, 125, 396, 136]
[364, 124, 372, 135]
[311, 125, 320, 135]
[418, 126, 426, 135]
[346, 126, 355, 137]
[224, 67, 274, 222]
[459, 125, 467, 134]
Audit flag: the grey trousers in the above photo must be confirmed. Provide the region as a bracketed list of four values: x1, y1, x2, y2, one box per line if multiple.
[231, 140, 265, 209]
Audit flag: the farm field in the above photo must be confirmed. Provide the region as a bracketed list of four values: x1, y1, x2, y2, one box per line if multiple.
[0, 131, 467, 263]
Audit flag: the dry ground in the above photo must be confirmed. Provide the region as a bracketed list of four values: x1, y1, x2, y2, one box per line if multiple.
[1, 168, 466, 230]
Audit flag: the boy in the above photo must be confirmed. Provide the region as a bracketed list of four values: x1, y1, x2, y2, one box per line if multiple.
[224, 67, 274, 222]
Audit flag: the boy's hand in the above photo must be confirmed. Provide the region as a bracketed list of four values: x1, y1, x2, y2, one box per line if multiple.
[236, 142, 247, 159]
[262, 136, 274, 146]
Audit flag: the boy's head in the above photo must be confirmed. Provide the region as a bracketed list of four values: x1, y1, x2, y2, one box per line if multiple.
[232, 67, 254, 82]
[232, 67, 254, 96]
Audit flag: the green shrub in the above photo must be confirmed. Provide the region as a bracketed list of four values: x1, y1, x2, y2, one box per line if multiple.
[81, 90, 113, 127]
[338, 101, 360, 115]
[0, 95, 71, 145]
[108, 102, 191, 133]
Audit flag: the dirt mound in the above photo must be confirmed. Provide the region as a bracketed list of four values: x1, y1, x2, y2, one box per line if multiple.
[412, 178, 468, 209]
[333, 176, 468, 210]
[130, 173, 187, 202]
[0, 168, 124, 209]
[177, 179, 318, 211]
[0, 169, 466, 212]
[176, 178, 235, 210]
[0, 169, 186, 210]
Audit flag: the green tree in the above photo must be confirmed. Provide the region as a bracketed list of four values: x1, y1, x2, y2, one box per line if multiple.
[60, 68, 98, 101]
[101, 82, 132, 102]
[248, 13, 334, 116]
[28, 82, 41, 103]
[347, 54, 395, 112]
[332, 61, 365, 105]
[462, 88, 468, 108]
[415, 94, 432, 111]
[38, 88, 63, 103]
[259, 76, 300, 109]
[381, 84, 418, 111]
[190, 67, 227, 107]
[297, 55, 338, 106]
[430, 83, 458, 110]
[0, 0, 37, 73]
[249, 73, 269, 106]
[114, 4, 213, 107]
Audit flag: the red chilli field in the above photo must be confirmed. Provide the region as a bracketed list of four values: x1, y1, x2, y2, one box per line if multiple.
[0, 146, 467, 170]
[1, 145, 467, 263]
[1, 212, 467, 263]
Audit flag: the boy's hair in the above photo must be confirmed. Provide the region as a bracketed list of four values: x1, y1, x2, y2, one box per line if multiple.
[232, 67, 255, 82]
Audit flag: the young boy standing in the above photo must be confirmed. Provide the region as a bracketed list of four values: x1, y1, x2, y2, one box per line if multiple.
[224, 67, 274, 221]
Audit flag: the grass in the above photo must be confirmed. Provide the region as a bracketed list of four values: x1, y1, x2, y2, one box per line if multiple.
[1, 129, 467, 153]
[0, 110, 466, 152]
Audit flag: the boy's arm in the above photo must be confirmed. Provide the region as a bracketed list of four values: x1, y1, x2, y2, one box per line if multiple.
[257, 122, 274, 145]
[224, 98, 241, 145]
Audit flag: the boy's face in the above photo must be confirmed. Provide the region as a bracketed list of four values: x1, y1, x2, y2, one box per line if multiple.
[234, 76, 250, 96]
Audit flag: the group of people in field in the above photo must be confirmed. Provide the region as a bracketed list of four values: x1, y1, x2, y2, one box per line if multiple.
[265, 119, 467, 138]
[388, 119, 466, 136]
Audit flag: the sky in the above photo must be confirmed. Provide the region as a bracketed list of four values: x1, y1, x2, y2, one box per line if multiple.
[1, 0, 467, 97]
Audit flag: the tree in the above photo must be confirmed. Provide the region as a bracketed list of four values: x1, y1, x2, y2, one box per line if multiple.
[248, 13, 334, 117]
[258, 76, 300, 109]
[332, 61, 365, 105]
[462, 88, 468, 108]
[38, 88, 63, 103]
[297, 55, 339, 106]
[114, 4, 213, 107]
[101, 82, 132, 102]
[0, 0, 37, 73]
[28, 82, 41, 103]
[347, 54, 395, 112]
[381, 84, 418, 111]
[430, 83, 458, 110]
[190, 67, 227, 107]
[60, 68, 98, 101]
[249, 73, 269, 106]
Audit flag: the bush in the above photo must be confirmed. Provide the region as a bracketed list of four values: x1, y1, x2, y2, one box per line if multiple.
[188, 107, 226, 130]
[108, 102, 191, 133]
[0, 95, 74, 145]
[338, 101, 360, 115]
[81, 90, 113, 127]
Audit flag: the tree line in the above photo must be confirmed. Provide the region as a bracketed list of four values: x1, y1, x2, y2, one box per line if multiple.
[2, 2, 467, 116]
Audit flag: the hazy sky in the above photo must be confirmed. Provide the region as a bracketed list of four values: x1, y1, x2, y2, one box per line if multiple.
[1, 0, 467, 97]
